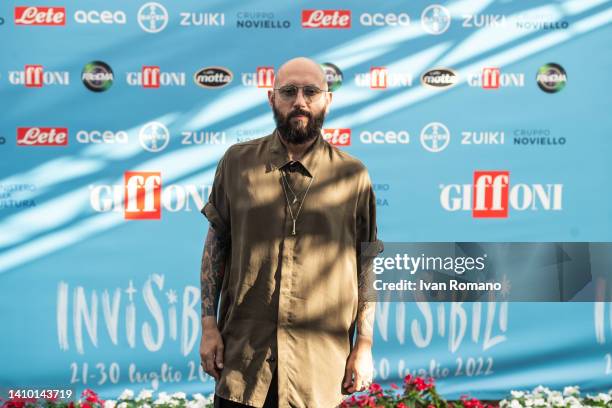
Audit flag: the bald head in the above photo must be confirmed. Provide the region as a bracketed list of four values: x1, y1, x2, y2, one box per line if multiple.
[274, 57, 328, 91]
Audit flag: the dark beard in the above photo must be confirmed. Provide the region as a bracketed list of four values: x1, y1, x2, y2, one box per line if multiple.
[273, 105, 326, 145]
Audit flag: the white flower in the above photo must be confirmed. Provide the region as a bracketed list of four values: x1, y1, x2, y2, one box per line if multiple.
[171, 392, 187, 400]
[118, 389, 134, 401]
[563, 386, 580, 397]
[594, 393, 612, 403]
[154, 392, 171, 405]
[192, 394, 206, 402]
[532, 398, 545, 406]
[117, 402, 128, 408]
[511, 390, 525, 398]
[547, 394, 564, 405]
[509, 400, 523, 408]
[523, 398, 533, 406]
[104, 400, 116, 408]
[137, 390, 154, 401]
[141, 404, 151, 408]
[533, 385, 551, 396]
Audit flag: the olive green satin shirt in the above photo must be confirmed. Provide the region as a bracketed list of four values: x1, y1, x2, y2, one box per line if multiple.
[201, 129, 382, 408]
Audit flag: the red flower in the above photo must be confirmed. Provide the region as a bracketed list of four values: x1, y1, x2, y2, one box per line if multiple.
[368, 383, 382, 394]
[396, 403, 407, 408]
[82, 403, 92, 408]
[390, 383, 399, 390]
[403, 374, 413, 384]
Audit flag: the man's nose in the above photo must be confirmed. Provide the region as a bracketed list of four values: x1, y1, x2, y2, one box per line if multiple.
[292, 89, 308, 108]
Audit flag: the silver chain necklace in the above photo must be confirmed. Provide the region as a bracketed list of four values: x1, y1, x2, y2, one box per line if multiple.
[280, 168, 314, 235]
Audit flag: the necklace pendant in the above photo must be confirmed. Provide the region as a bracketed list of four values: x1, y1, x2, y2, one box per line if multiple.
[292, 197, 298, 204]
[292, 220, 296, 235]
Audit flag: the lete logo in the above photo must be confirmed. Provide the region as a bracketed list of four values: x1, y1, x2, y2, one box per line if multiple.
[302, 10, 351, 28]
[17, 127, 68, 146]
[14, 6, 65, 25]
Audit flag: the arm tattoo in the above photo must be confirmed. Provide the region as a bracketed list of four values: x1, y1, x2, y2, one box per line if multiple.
[200, 226, 230, 318]
[356, 250, 376, 343]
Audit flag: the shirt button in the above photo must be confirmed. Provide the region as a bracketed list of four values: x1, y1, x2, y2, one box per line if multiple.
[266, 356, 276, 363]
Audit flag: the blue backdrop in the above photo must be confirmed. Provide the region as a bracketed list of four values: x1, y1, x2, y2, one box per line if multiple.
[1, 0, 612, 400]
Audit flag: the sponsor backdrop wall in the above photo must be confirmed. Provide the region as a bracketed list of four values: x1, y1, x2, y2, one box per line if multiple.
[1, 0, 612, 400]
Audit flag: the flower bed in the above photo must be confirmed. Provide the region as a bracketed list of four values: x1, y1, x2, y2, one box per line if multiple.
[1, 379, 611, 408]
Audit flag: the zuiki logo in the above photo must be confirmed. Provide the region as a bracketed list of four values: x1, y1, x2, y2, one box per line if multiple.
[236, 11, 289, 29]
[355, 67, 413, 89]
[14, 6, 65, 25]
[420, 122, 450, 152]
[421, 5, 450, 34]
[421, 68, 458, 89]
[536, 63, 566, 93]
[323, 129, 351, 146]
[194, 67, 232, 88]
[74, 9, 126, 24]
[467, 68, 525, 89]
[126, 66, 186, 88]
[321, 62, 343, 91]
[9, 65, 69, 87]
[89, 172, 210, 220]
[17, 127, 68, 146]
[440, 171, 563, 218]
[302, 10, 351, 28]
[137, 2, 168, 33]
[180, 12, 225, 26]
[82, 61, 114, 92]
[360, 12, 409, 27]
[241, 66, 275, 88]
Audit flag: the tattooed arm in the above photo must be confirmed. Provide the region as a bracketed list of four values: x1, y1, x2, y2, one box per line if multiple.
[199, 225, 230, 381]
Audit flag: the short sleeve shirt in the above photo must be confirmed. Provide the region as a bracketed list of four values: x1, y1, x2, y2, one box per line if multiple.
[201, 130, 382, 408]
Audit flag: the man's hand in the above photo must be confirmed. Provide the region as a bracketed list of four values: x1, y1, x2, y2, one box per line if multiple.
[200, 318, 224, 381]
[342, 341, 374, 394]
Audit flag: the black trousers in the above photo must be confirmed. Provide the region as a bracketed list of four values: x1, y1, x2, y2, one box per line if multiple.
[214, 366, 278, 408]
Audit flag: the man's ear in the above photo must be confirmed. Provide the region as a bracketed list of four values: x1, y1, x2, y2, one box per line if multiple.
[324, 92, 333, 115]
[267, 90, 274, 108]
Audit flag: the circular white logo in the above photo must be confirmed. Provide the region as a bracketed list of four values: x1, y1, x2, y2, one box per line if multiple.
[421, 5, 451, 35]
[138, 2, 168, 33]
[139, 121, 170, 152]
[420, 122, 450, 152]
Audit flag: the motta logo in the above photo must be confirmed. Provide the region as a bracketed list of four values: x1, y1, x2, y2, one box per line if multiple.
[14, 6, 66, 25]
[322, 128, 351, 146]
[17, 127, 68, 146]
[439, 171, 563, 218]
[194, 66, 233, 88]
[126, 66, 186, 88]
[421, 68, 458, 89]
[89, 172, 210, 220]
[302, 10, 351, 28]
[241, 66, 274, 88]
[8, 65, 70, 87]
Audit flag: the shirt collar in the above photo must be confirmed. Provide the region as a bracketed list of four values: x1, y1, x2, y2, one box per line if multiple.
[268, 128, 324, 178]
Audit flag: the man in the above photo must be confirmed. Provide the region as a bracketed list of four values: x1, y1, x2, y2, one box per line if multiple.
[199, 57, 383, 408]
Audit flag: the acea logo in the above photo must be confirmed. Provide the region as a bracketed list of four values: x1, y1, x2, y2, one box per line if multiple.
[421, 4, 450, 35]
[421, 68, 458, 89]
[139, 122, 170, 152]
[440, 171, 563, 218]
[14, 6, 66, 25]
[74, 9, 126, 25]
[194, 67, 232, 88]
[82, 61, 114, 92]
[321, 62, 343, 91]
[360, 12, 409, 27]
[536, 63, 567, 93]
[420, 122, 450, 152]
[302, 10, 351, 29]
[89, 172, 210, 220]
[138, 2, 168, 33]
